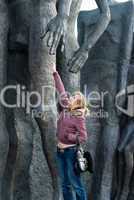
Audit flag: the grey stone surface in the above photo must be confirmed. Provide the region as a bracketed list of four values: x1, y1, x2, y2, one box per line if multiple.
[119, 62, 134, 200]
[0, 1, 9, 200]
[78, 1, 134, 200]
[5, 1, 55, 200]
[30, 118, 53, 200]
[68, 0, 111, 74]
[5, 0, 80, 200]
[57, 0, 82, 93]
[29, 2, 60, 200]
[0, 1, 134, 200]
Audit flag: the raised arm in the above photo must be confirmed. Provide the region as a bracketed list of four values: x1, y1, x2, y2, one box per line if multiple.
[53, 71, 70, 108]
[57, 0, 73, 17]
[69, 0, 111, 73]
[53, 71, 66, 94]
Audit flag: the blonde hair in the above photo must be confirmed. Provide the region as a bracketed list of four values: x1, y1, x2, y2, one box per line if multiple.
[69, 91, 89, 116]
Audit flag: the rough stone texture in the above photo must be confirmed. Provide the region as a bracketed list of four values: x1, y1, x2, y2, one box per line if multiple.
[57, 0, 82, 93]
[29, 2, 61, 200]
[78, 1, 134, 200]
[30, 123, 53, 200]
[0, 1, 9, 200]
[4, 1, 91, 199]
[5, 1, 54, 200]
[1, 1, 134, 200]
[56, 0, 92, 196]
[122, 51, 134, 200]
[116, 62, 134, 200]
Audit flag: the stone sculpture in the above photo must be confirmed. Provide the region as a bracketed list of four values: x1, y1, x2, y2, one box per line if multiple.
[2, 0, 111, 199]
[0, 0, 133, 200]
[29, 1, 78, 200]
[116, 62, 134, 200]
[68, 0, 111, 73]
[29, 0, 111, 200]
[76, 1, 134, 200]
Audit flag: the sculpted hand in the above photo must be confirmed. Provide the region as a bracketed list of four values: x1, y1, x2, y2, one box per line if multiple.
[41, 14, 68, 55]
[68, 47, 89, 73]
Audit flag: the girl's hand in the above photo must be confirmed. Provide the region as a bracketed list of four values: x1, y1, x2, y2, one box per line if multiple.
[53, 63, 56, 72]
[57, 142, 67, 149]
[50, 63, 56, 73]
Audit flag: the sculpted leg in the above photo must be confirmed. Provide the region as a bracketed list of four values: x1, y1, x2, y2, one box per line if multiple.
[120, 147, 133, 200]
[128, 167, 134, 200]
[93, 63, 119, 200]
[11, 109, 34, 200]
[5, 1, 32, 196]
[29, 3, 60, 200]
[35, 110, 60, 200]
[95, 123, 119, 200]
[118, 121, 134, 200]
[115, 118, 134, 200]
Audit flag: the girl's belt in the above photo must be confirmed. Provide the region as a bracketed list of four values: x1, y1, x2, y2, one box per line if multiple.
[57, 145, 77, 152]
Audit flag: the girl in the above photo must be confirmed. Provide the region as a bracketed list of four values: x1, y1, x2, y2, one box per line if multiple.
[52, 64, 88, 200]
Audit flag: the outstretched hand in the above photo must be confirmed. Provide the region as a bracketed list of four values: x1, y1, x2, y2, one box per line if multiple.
[49, 63, 56, 73]
[41, 15, 68, 55]
[68, 47, 89, 73]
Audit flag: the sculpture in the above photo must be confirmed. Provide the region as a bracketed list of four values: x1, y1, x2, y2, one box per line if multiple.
[117, 119, 134, 200]
[5, 0, 111, 199]
[29, 1, 111, 200]
[1, 1, 133, 200]
[2, 1, 34, 200]
[5, 0, 82, 199]
[75, 1, 134, 200]
[116, 62, 134, 200]
[68, 0, 111, 73]
[29, 1, 76, 200]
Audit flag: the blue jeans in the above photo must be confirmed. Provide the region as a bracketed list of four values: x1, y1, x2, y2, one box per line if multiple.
[57, 147, 87, 200]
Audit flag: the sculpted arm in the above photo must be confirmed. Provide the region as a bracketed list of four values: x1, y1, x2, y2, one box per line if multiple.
[85, 0, 111, 50]
[57, 0, 72, 17]
[69, 0, 111, 73]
